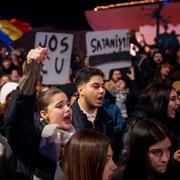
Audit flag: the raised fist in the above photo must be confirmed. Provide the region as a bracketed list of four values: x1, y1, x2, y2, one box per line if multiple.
[27, 47, 48, 64]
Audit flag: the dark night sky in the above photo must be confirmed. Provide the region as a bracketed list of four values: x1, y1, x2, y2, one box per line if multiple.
[0, 0, 136, 30]
[1, 0, 177, 30]
[0, 1, 94, 30]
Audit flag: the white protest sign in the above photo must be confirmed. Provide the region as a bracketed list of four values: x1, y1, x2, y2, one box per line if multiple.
[86, 29, 130, 79]
[35, 32, 73, 84]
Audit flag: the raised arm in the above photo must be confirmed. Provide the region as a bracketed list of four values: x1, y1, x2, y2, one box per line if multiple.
[19, 47, 48, 95]
[4, 47, 56, 175]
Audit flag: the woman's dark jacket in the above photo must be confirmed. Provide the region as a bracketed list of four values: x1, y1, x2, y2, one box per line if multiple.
[4, 89, 56, 177]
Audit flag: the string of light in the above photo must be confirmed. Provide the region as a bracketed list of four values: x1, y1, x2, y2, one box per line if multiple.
[94, 0, 164, 11]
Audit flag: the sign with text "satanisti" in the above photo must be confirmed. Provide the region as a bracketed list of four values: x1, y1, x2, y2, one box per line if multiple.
[86, 29, 130, 79]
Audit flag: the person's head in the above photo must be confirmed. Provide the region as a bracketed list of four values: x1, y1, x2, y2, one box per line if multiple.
[152, 51, 163, 64]
[83, 55, 89, 67]
[0, 46, 8, 57]
[1, 57, 12, 69]
[116, 78, 127, 90]
[154, 62, 172, 82]
[36, 87, 72, 130]
[123, 119, 172, 179]
[172, 84, 180, 113]
[158, 62, 172, 78]
[139, 83, 178, 121]
[62, 129, 117, 180]
[108, 69, 121, 82]
[10, 69, 21, 82]
[0, 82, 19, 104]
[0, 82, 18, 118]
[74, 54, 81, 63]
[0, 75, 11, 87]
[75, 67, 105, 112]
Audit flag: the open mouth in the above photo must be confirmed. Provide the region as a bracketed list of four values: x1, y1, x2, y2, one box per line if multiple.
[64, 116, 72, 124]
[171, 108, 177, 116]
[97, 96, 103, 102]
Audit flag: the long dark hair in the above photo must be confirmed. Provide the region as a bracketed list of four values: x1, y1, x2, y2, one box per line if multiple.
[123, 119, 172, 180]
[62, 129, 111, 180]
[138, 82, 175, 122]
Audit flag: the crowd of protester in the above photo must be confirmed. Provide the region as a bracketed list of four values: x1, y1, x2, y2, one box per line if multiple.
[0, 29, 180, 180]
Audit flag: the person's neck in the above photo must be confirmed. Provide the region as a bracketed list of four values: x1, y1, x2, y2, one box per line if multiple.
[78, 98, 97, 114]
[147, 169, 157, 180]
[147, 174, 155, 180]
[161, 74, 167, 80]
[111, 79, 118, 83]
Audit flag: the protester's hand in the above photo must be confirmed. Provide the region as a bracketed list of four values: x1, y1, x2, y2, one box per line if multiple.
[173, 149, 180, 162]
[27, 47, 48, 64]
[126, 66, 135, 80]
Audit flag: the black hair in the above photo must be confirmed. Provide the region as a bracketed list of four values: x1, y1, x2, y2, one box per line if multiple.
[74, 66, 104, 88]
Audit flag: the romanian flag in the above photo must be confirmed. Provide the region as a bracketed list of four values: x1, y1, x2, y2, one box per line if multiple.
[0, 19, 23, 41]
[0, 30, 13, 46]
[9, 18, 32, 33]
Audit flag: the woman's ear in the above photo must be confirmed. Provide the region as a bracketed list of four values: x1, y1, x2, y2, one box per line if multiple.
[40, 110, 48, 120]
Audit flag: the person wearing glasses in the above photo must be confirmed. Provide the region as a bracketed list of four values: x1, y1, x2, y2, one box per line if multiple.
[113, 119, 180, 180]
[119, 82, 179, 163]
